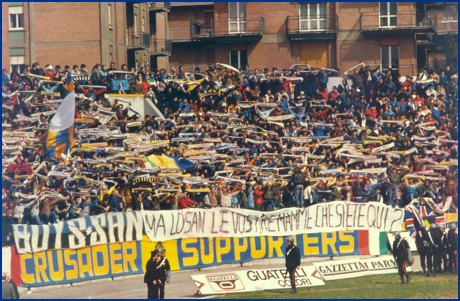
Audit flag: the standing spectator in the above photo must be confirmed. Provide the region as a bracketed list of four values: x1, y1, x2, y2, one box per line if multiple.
[2, 69, 10, 85]
[447, 223, 458, 275]
[39, 197, 60, 224]
[130, 77, 142, 94]
[415, 222, 434, 276]
[108, 189, 125, 212]
[120, 74, 130, 93]
[289, 167, 306, 208]
[142, 77, 151, 94]
[392, 231, 412, 284]
[100, 64, 108, 85]
[44, 65, 54, 80]
[80, 64, 89, 77]
[109, 73, 122, 93]
[177, 192, 196, 209]
[345, 65, 364, 95]
[90, 64, 102, 85]
[70, 64, 80, 76]
[107, 62, 117, 73]
[430, 224, 441, 276]
[2, 274, 17, 299]
[2, 273, 19, 299]
[30, 62, 45, 76]
[177, 66, 185, 79]
[285, 236, 301, 294]
[253, 184, 264, 211]
[144, 248, 171, 299]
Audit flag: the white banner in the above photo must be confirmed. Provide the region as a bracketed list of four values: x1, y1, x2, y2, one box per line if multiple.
[143, 202, 404, 241]
[2, 247, 11, 275]
[191, 271, 262, 294]
[250, 266, 325, 290]
[313, 255, 412, 281]
[191, 266, 324, 295]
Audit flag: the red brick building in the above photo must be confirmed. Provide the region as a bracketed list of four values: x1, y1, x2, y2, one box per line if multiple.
[2, 2, 457, 75]
[2, 2, 170, 72]
[168, 2, 457, 75]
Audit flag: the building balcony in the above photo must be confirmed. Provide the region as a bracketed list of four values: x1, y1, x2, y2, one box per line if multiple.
[148, 2, 170, 12]
[170, 2, 213, 7]
[169, 28, 193, 42]
[150, 38, 172, 56]
[360, 11, 435, 37]
[126, 32, 151, 50]
[286, 15, 337, 41]
[434, 19, 458, 34]
[189, 17, 265, 44]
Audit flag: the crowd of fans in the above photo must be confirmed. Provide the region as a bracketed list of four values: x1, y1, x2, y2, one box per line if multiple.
[1, 60, 458, 247]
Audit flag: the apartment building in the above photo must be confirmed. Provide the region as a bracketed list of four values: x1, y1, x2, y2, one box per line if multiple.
[424, 2, 458, 69]
[168, 2, 457, 75]
[2, 2, 170, 73]
[2, 2, 456, 75]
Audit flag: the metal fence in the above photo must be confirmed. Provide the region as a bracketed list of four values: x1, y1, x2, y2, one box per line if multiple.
[150, 38, 172, 55]
[126, 32, 151, 49]
[360, 11, 434, 30]
[190, 17, 265, 38]
[169, 28, 192, 41]
[286, 15, 338, 34]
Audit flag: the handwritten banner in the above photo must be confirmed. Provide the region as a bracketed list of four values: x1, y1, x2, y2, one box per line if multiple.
[12, 202, 402, 255]
[143, 202, 404, 242]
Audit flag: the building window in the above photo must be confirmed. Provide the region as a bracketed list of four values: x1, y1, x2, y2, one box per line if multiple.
[380, 46, 399, 71]
[10, 55, 25, 73]
[229, 2, 247, 33]
[444, 4, 458, 21]
[142, 17, 145, 32]
[379, 2, 397, 27]
[9, 6, 24, 30]
[108, 4, 112, 26]
[299, 3, 326, 31]
[134, 14, 138, 32]
[229, 50, 247, 69]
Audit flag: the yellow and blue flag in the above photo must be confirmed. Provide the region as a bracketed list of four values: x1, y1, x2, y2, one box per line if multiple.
[64, 71, 74, 92]
[145, 154, 196, 170]
[45, 91, 76, 160]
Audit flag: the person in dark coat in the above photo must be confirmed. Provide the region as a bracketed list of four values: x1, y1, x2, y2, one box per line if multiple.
[430, 223, 443, 275]
[144, 248, 171, 299]
[285, 236, 301, 294]
[414, 222, 434, 276]
[392, 231, 412, 284]
[2, 275, 17, 299]
[447, 223, 458, 275]
[289, 167, 306, 208]
[2, 273, 19, 299]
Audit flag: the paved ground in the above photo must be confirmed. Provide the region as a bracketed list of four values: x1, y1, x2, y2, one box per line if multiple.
[22, 254, 424, 299]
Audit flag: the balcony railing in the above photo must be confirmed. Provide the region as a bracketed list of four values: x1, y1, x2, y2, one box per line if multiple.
[435, 19, 458, 33]
[286, 15, 338, 35]
[150, 38, 172, 55]
[126, 32, 151, 50]
[149, 2, 171, 12]
[169, 28, 192, 41]
[360, 11, 434, 31]
[190, 17, 265, 39]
